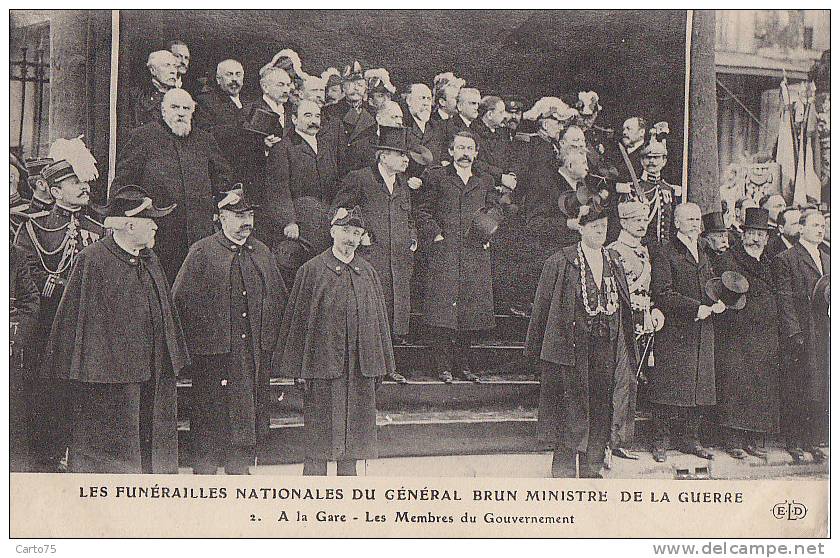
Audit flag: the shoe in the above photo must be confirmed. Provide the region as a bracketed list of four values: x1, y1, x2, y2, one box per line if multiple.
[652, 446, 667, 462]
[726, 447, 748, 460]
[682, 444, 714, 460]
[808, 447, 827, 464]
[744, 445, 767, 458]
[387, 371, 408, 384]
[612, 447, 639, 460]
[439, 370, 453, 384]
[457, 370, 482, 383]
[788, 447, 806, 464]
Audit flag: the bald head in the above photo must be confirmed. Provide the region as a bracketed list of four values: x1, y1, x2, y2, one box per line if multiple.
[376, 100, 404, 127]
[147, 50, 178, 88]
[216, 59, 244, 96]
[674, 202, 702, 239]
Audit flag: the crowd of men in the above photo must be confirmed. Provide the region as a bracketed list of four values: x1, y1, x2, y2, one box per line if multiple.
[9, 41, 830, 477]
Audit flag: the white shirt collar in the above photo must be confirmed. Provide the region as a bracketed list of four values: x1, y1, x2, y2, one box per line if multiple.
[459, 114, 472, 128]
[262, 94, 285, 118]
[331, 246, 354, 265]
[454, 164, 473, 185]
[558, 168, 580, 188]
[799, 239, 823, 270]
[677, 232, 699, 261]
[296, 130, 318, 153]
[378, 163, 396, 192]
[230, 95, 242, 109]
[437, 109, 450, 121]
[223, 230, 248, 246]
[412, 114, 427, 133]
[781, 235, 793, 249]
[626, 140, 643, 154]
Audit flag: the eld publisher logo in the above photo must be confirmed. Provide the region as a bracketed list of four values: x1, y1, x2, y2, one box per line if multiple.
[772, 500, 808, 520]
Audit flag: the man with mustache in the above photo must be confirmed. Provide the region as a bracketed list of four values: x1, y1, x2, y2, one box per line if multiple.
[277, 206, 395, 476]
[40, 185, 188, 473]
[15, 137, 104, 472]
[610, 116, 647, 185]
[264, 99, 339, 255]
[173, 186, 288, 474]
[765, 206, 801, 260]
[322, 63, 376, 178]
[713, 207, 781, 460]
[113, 88, 233, 283]
[167, 39, 193, 92]
[343, 99, 405, 173]
[129, 50, 179, 129]
[416, 131, 503, 383]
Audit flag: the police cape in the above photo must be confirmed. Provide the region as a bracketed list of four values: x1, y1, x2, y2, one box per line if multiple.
[276, 249, 396, 460]
[40, 237, 190, 473]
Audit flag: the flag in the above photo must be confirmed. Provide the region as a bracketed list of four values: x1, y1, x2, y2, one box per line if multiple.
[791, 85, 822, 205]
[776, 80, 797, 203]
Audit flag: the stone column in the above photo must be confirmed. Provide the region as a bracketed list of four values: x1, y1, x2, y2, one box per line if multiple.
[48, 10, 90, 142]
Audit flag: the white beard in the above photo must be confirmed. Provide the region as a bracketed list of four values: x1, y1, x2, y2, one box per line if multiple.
[166, 120, 192, 137]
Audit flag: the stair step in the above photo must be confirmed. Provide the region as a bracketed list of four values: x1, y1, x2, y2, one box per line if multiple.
[177, 375, 540, 414]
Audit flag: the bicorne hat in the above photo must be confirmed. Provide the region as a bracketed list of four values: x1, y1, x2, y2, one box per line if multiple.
[93, 184, 175, 219]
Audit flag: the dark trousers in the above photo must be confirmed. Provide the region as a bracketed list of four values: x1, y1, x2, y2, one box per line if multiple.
[303, 459, 358, 476]
[29, 377, 73, 472]
[780, 345, 828, 449]
[10, 357, 30, 472]
[652, 404, 705, 449]
[429, 327, 474, 373]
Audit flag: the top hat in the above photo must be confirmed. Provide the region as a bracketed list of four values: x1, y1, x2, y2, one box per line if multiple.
[331, 206, 366, 229]
[243, 105, 281, 136]
[374, 126, 435, 167]
[214, 185, 260, 213]
[742, 207, 771, 230]
[705, 270, 749, 311]
[469, 206, 504, 242]
[93, 185, 176, 219]
[702, 211, 728, 233]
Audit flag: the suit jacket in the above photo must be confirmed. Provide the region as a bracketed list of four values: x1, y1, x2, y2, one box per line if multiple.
[405, 114, 444, 177]
[648, 238, 716, 407]
[523, 136, 578, 252]
[469, 117, 514, 182]
[195, 88, 250, 179]
[773, 242, 830, 401]
[261, 130, 339, 250]
[112, 120, 233, 281]
[322, 99, 377, 177]
[127, 82, 166, 130]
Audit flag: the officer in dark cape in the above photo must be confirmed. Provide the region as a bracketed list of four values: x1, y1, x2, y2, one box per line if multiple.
[40, 185, 189, 473]
[277, 206, 395, 476]
[173, 185, 288, 474]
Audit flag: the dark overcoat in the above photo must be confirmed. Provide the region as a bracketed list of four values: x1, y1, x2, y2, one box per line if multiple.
[405, 116, 444, 177]
[112, 120, 233, 281]
[470, 117, 513, 182]
[333, 165, 418, 336]
[713, 244, 780, 433]
[322, 99, 376, 177]
[524, 245, 638, 449]
[194, 88, 252, 181]
[277, 249, 396, 381]
[648, 238, 716, 407]
[40, 237, 190, 473]
[235, 96, 294, 186]
[127, 82, 165, 129]
[415, 165, 499, 331]
[773, 242, 830, 402]
[262, 130, 339, 252]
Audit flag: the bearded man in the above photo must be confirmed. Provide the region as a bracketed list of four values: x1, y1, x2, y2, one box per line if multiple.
[113, 87, 233, 282]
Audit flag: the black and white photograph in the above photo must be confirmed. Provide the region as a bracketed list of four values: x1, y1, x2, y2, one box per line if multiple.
[7, 6, 831, 540]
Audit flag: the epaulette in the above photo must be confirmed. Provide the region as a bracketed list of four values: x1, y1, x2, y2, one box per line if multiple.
[18, 208, 50, 220]
[514, 132, 534, 143]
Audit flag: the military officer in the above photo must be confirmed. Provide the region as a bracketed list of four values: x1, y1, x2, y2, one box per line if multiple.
[14, 137, 104, 472]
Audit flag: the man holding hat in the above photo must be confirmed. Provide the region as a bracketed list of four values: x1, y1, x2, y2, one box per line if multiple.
[14, 137, 104, 472]
[277, 206, 395, 476]
[525, 197, 637, 478]
[40, 185, 189, 473]
[648, 203, 723, 462]
[333, 127, 422, 374]
[713, 207, 780, 459]
[415, 130, 504, 383]
[173, 185, 288, 474]
[773, 209, 830, 463]
[607, 200, 666, 461]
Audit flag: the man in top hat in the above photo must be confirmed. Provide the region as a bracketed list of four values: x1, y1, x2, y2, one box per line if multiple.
[263, 99, 339, 255]
[607, 200, 666, 462]
[700, 211, 734, 273]
[612, 122, 678, 245]
[713, 207, 781, 459]
[173, 186, 288, 474]
[415, 130, 505, 383]
[322, 62, 376, 177]
[40, 185, 189, 473]
[277, 206, 395, 475]
[648, 203, 724, 462]
[333, 127, 422, 377]
[113, 87, 233, 283]
[342, 99, 406, 174]
[129, 50, 180, 129]
[526, 198, 638, 478]
[773, 209, 830, 463]
[14, 137, 105, 472]
[729, 196, 758, 246]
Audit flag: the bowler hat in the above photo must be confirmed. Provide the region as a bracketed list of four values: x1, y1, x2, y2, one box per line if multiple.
[243, 105, 281, 136]
[705, 271, 749, 311]
[742, 207, 771, 230]
[374, 126, 435, 166]
[93, 184, 175, 219]
[214, 185, 259, 213]
[702, 211, 728, 233]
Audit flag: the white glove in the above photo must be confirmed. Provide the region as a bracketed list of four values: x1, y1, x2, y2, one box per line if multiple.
[696, 305, 713, 320]
[264, 134, 282, 148]
[433, 233, 444, 242]
[711, 300, 727, 314]
[283, 223, 300, 240]
[501, 173, 517, 190]
[408, 177, 422, 190]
